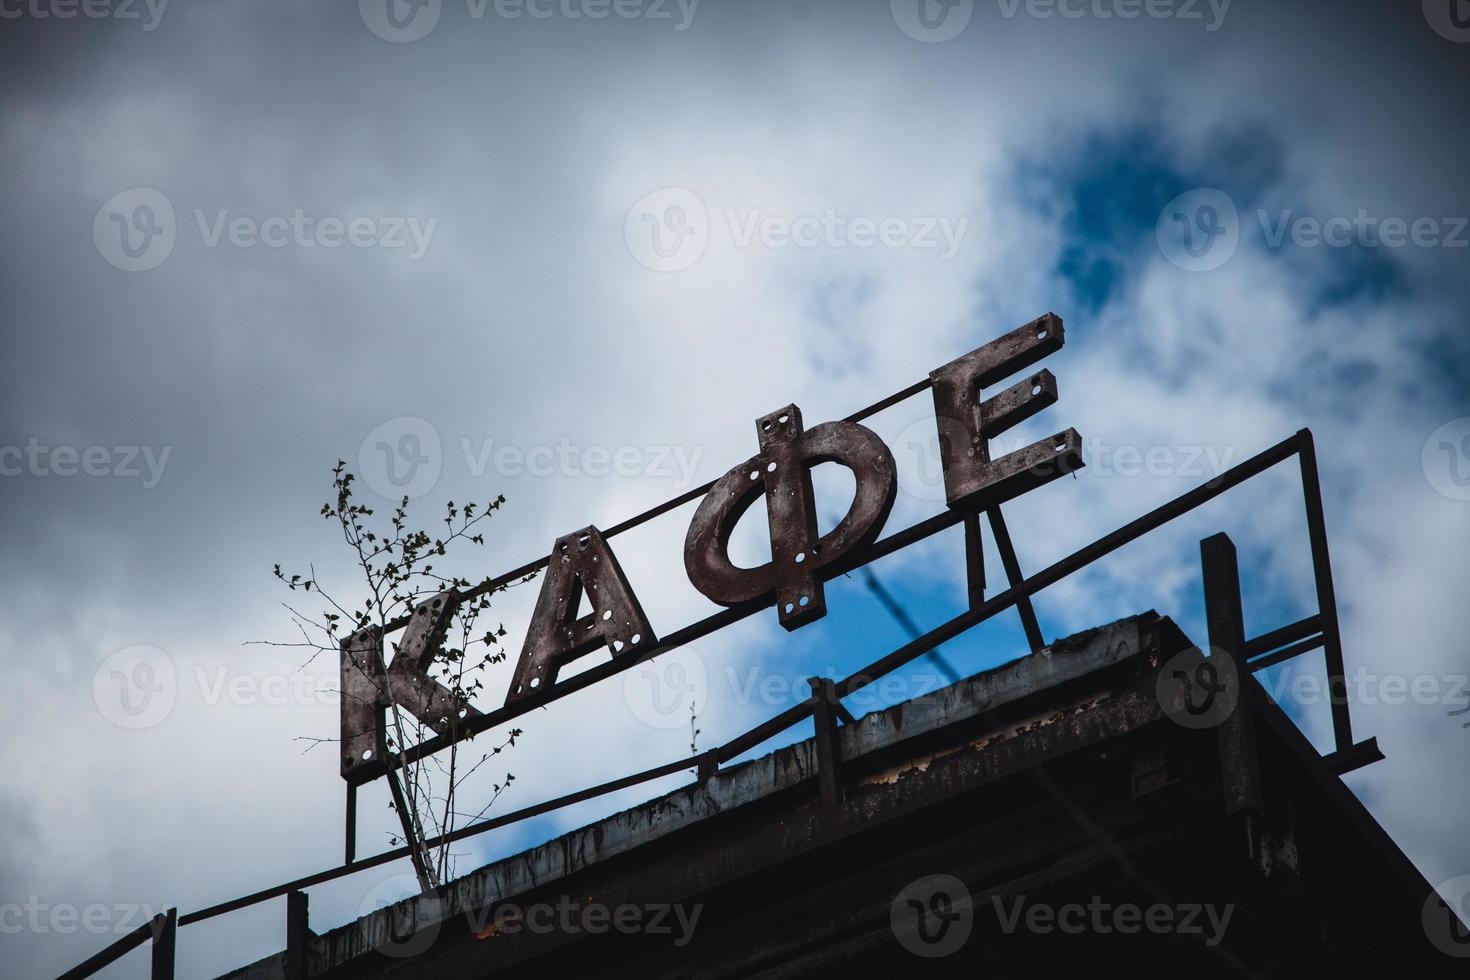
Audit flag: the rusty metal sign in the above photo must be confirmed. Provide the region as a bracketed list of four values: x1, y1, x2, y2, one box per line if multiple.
[65, 309, 1389, 980]
[339, 312, 1082, 785]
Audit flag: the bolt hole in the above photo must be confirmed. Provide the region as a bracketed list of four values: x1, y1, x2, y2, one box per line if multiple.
[762, 420, 773, 431]
[1037, 329, 1047, 340]
[795, 552, 806, 564]
[578, 534, 590, 548]
[613, 639, 625, 652]
[766, 461, 777, 472]
[530, 677, 540, 688]
[799, 595, 810, 607]
[784, 602, 794, 614]
[362, 749, 373, 760]
[778, 414, 789, 424]
[602, 609, 612, 620]
[631, 633, 642, 645]
[749, 470, 759, 480]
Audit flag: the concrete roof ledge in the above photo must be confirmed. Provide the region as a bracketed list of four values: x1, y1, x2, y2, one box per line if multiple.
[223, 612, 1165, 979]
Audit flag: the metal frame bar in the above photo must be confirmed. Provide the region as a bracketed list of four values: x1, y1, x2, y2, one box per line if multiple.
[1202, 532, 1263, 816]
[286, 891, 310, 980]
[1297, 431, 1353, 750]
[60, 426, 1382, 977]
[986, 505, 1045, 651]
[60, 909, 176, 980]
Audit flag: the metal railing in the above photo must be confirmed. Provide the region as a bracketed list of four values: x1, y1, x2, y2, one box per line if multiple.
[56, 426, 1378, 978]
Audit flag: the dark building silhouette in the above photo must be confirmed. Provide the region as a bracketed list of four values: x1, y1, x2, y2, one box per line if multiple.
[220, 613, 1466, 978]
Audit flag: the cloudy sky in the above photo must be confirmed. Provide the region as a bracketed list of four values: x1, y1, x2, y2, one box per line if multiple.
[2, 0, 1468, 975]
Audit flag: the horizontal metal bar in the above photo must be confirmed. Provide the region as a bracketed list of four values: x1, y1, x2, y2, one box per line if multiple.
[369, 508, 970, 779]
[721, 431, 1308, 762]
[1323, 736, 1384, 775]
[181, 753, 699, 927]
[832, 432, 1307, 704]
[379, 377, 937, 633]
[1244, 614, 1323, 660]
[179, 429, 1307, 930]
[1248, 635, 1325, 673]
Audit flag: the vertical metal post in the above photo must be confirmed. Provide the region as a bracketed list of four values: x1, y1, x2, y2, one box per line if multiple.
[286, 890, 310, 980]
[808, 677, 843, 805]
[986, 505, 1045, 652]
[1296, 429, 1353, 753]
[1201, 532, 1262, 816]
[963, 511, 986, 609]
[344, 782, 357, 866]
[150, 908, 176, 980]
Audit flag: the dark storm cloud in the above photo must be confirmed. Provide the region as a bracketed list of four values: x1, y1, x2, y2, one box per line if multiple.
[2, 1, 1467, 975]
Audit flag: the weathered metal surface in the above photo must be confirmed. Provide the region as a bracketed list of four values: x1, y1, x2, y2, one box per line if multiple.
[285, 891, 311, 980]
[929, 312, 1083, 510]
[165, 428, 1381, 946]
[150, 909, 175, 980]
[809, 677, 844, 805]
[1201, 532, 1263, 817]
[684, 404, 897, 630]
[339, 590, 484, 781]
[506, 526, 654, 703]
